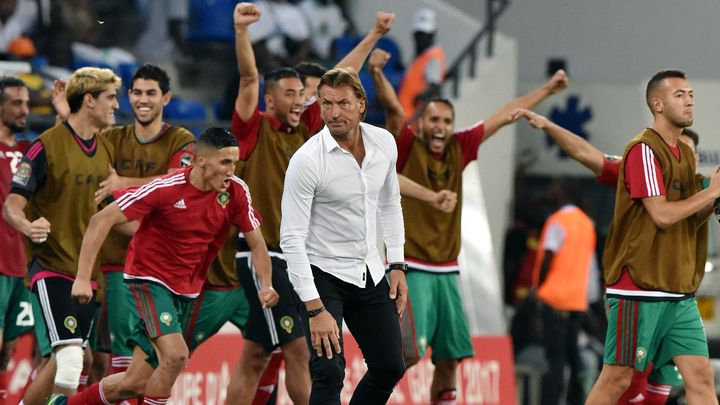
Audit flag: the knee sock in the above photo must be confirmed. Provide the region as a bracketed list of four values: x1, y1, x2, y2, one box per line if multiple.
[252, 350, 283, 405]
[110, 355, 132, 375]
[142, 394, 170, 405]
[67, 381, 107, 405]
[78, 372, 90, 392]
[645, 383, 671, 405]
[431, 388, 457, 405]
[618, 368, 651, 404]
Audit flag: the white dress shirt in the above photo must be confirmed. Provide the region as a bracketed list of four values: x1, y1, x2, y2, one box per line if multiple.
[280, 122, 405, 302]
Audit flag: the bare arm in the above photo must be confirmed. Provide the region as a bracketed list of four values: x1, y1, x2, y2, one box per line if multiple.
[233, 3, 262, 121]
[71, 203, 129, 303]
[3, 194, 51, 243]
[398, 174, 457, 213]
[245, 228, 278, 308]
[368, 49, 404, 137]
[510, 108, 605, 176]
[335, 11, 394, 71]
[537, 250, 554, 287]
[642, 169, 720, 229]
[484, 69, 570, 141]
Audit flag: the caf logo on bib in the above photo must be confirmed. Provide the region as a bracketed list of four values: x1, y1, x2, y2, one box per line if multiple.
[160, 312, 173, 327]
[64, 316, 78, 334]
[636, 346, 647, 362]
[280, 316, 294, 334]
[217, 191, 230, 209]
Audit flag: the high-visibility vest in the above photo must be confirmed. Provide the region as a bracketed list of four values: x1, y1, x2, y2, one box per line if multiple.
[399, 46, 446, 118]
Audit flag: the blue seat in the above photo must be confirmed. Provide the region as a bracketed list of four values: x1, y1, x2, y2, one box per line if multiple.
[165, 98, 208, 121]
[333, 35, 361, 61]
[188, 0, 239, 43]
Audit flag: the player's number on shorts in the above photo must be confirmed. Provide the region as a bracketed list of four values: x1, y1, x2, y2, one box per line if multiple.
[5, 151, 23, 174]
[15, 301, 33, 326]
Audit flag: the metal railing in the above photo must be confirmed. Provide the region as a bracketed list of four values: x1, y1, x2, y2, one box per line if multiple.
[445, 0, 511, 98]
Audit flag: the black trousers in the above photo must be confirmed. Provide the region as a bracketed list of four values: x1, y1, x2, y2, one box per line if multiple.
[540, 305, 583, 405]
[302, 266, 405, 405]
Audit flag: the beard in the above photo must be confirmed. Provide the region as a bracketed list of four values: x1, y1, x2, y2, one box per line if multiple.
[6, 121, 25, 133]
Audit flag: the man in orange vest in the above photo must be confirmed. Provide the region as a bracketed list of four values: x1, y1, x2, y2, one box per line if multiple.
[398, 8, 446, 118]
[532, 179, 596, 405]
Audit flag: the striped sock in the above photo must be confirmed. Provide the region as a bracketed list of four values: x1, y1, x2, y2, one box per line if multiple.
[77, 373, 90, 391]
[252, 350, 283, 405]
[110, 355, 132, 375]
[142, 394, 170, 405]
[645, 383, 671, 405]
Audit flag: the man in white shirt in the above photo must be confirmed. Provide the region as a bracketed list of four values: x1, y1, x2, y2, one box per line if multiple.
[281, 66, 407, 404]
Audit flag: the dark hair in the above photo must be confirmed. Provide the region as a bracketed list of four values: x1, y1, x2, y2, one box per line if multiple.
[682, 127, 700, 147]
[264, 68, 300, 95]
[198, 127, 238, 150]
[645, 69, 687, 111]
[0, 76, 26, 103]
[294, 62, 327, 85]
[418, 97, 455, 117]
[132, 64, 170, 94]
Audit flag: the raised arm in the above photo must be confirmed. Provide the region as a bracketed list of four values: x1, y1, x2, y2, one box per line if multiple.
[335, 11, 394, 71]
[483, 69, 570, 141]
[234, 2, 262, 121]
[398, 174, 457, 213]
[369, 49, 405, 137]
[510, 108, 605, 176]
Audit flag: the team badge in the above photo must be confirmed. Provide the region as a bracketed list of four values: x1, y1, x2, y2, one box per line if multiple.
[64, 316, 78, 334]
[12, 162, 31, 186]
[418, 337, 428, 352]
[217, 191, 230, 209]
[636, 346, 647, 362]
[280, 316, 294, 334]
[196, 332, 206, 342]
[160, 312, 173, 327]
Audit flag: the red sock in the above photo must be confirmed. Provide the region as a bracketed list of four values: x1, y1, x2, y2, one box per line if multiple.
[431, 388, 457, 405]
[68, 381, 105, 405]
[645, 383, 671, 405]
[252, 350, 283, 405]
[0, 371, 8, 399]
[142, 394, 170, 405]
[618, 368, 652, 404]
[110, 355, 132, 375]
[77, 372, 90, 392]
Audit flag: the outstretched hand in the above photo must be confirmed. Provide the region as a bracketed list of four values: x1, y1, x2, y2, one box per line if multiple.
[509, 108, 550, 130]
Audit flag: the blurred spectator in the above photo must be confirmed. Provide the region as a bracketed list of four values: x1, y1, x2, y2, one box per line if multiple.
[0, 0, 37, 58]
[294, 60, 326, 101]
[248, 0, 311, 72]
[398, 8, 445, 118]
[298, 0, 346, 62]
[532, 179, 596, 405]
[135, 0, 192, 67]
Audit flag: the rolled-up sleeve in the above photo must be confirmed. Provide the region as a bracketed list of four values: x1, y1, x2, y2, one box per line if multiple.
[378, 140, 405, 264]
[280, 152, 320, 301]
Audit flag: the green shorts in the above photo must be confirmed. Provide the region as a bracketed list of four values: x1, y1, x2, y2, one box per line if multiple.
[0, 274, 34, 341]
[104, 272, 135, 357]
[184, 287, 249, 352]
[126, 280, 193, 368]
[405, 271, 474, 362]
[29, 293, 52, 357]
[604, 297, 707, 385]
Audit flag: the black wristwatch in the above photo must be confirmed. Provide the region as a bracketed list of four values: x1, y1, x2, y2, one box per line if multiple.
[389, 263, 408, 274]
[307, 305, 326, 318]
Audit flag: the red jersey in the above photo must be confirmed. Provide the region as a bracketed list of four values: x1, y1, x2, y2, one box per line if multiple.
[396, 120, 486, 172]
[116, 167, 261, 297]
[0, 139, 29, 277]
